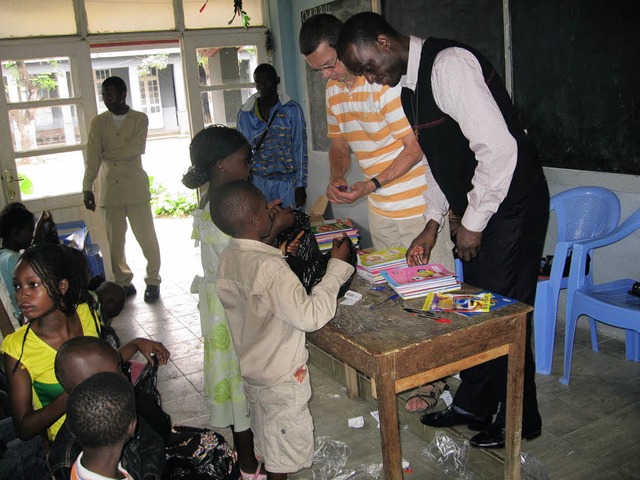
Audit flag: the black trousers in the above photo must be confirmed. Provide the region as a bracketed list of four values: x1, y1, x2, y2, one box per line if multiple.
[453, 176, 550, 432]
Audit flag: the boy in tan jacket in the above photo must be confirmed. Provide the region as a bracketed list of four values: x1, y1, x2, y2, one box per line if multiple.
[211, 180, 353, 480]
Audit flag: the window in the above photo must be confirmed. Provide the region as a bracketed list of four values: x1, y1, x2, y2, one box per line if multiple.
[1, 55, 85, 199]
[196, 45, 258, 128]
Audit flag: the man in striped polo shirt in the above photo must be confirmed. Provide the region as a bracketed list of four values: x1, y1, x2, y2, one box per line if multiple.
[299, 14, 455, 269]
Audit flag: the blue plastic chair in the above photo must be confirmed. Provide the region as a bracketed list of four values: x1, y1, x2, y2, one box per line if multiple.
[57, 220, 106, 278]
[560, 208, 640, 384]
[534, 187, 621, 375]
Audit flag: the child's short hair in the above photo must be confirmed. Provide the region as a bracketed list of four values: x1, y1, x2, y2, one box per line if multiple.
[210, 180, 265, 237]
[182, 125, 250, 189]
[19, 243, 87, 316]
[0, 202, 34, 240]
[67, 371, 135, 448]
[55, 336, 121, 392]
[96, 281, 126, 319]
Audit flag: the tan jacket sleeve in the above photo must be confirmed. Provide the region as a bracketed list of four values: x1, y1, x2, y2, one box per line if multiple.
[261, 258, 354, 333]
[83, 116, 102, 192]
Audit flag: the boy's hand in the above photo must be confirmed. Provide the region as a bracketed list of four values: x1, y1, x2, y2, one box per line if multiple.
[269, 203, 296, 235]
[280, 230, 304, 257]
[134, 338, 170, 365]
[330, 233, 351, 262]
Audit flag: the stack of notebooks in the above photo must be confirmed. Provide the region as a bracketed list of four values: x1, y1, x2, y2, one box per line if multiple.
[356, 247, 408, 284]
[380, 263, 461, 299]
[311, 218, 360, 252]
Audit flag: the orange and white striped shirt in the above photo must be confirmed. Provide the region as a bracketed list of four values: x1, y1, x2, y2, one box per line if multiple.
[326, 76, 427, 220]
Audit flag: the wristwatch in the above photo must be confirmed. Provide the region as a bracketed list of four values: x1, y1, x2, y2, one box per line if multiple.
[371, 177, 382, 191]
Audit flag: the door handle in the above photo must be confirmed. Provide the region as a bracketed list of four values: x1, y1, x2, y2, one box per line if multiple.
[2, 169, 24, 200]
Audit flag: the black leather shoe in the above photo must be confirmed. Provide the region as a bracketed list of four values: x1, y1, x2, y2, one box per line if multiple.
[123, 284, 137, 298]
[144, 285, 160, 303]
[421, 406, 492, 431]
[469, 423, 542, 449]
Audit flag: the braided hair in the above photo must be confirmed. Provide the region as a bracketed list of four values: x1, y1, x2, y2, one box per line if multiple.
[19, 243, 86, 316]
[182, 125, 250, 189]
[12, 243, 89, 372]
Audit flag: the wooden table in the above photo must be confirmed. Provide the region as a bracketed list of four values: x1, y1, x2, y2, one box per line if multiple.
[307, 279, 531, 480]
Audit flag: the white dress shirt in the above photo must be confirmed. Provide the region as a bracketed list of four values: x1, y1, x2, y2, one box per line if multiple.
[402, 36, 518, 232]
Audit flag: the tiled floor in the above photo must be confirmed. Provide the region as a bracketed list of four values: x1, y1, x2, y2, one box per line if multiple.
[111, 216, 640, 479]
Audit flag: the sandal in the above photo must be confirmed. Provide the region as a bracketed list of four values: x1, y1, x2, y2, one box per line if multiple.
[405, 380, 449, 413]
[240, 462, 267, 480]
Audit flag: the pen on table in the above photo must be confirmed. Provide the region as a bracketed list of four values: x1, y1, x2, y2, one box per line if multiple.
[369, 293, 399, 309]
[403, 307, 452, 324]
[404, 305, 466, 318]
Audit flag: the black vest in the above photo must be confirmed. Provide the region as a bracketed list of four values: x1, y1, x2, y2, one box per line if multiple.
[401, 37, 542, 216]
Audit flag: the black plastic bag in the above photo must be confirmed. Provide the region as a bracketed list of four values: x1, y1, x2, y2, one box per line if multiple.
[32, 210, 59, 245]
[274, 210, 357, 297]
[134, 358, 172, 443]
[164, 426, 240, 480]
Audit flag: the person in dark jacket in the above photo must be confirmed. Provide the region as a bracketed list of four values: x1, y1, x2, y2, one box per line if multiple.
[337, 11, 548, 449]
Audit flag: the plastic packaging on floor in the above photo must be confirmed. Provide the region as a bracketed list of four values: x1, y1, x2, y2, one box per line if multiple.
[311, 436, 382, 480]
[421, 431, 549, 480]
[520, 451, 550, 480]
[422, 431, 473, 479]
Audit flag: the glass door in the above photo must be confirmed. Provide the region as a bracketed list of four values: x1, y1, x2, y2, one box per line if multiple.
[182, 29, 268, 136]
[138, 69, 164, 130]
[0, 39, 96, 210]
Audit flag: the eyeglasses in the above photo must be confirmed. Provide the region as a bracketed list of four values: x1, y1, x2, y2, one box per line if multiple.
[314, 56, 338, 72]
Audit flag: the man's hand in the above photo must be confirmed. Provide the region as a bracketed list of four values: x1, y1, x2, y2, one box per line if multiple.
[326, 177, 350, 204]
[326, 177, 372, 205]
[406, 220, 439, 267]
[455, 225, 483, 262]
[345, 179, 376, 200]
[330, 233, 351, 262]
[294, 187, 307, 208]
[448, 209, 462, 238]
[83, 191, 96, 211]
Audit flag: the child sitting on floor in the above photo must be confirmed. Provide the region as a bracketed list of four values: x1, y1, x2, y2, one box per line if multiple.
[49, 336, 166, 480]
[2, 243, 169, 444]
[0, 202, 35, 322]
[211, 180, 354, 480]
[66, 371, 137, 479]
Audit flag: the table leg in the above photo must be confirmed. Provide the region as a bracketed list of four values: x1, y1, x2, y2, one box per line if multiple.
[374, 362, 403, 480]
[344, 364, 359, 399]
[504, 313, 526, 480]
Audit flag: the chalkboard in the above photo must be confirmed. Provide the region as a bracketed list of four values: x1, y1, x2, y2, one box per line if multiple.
[512, 1, 639, 174]
[383, 0, 505, 86]
[300, 0, 374, 151]
[383, 0, 640, 175]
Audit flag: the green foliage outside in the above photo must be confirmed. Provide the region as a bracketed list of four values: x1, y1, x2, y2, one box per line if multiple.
[149, 176, 197, 217]
[19, 174, 33, 195]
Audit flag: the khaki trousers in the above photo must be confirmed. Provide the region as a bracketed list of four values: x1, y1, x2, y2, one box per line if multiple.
[101, 202, 161, 287]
